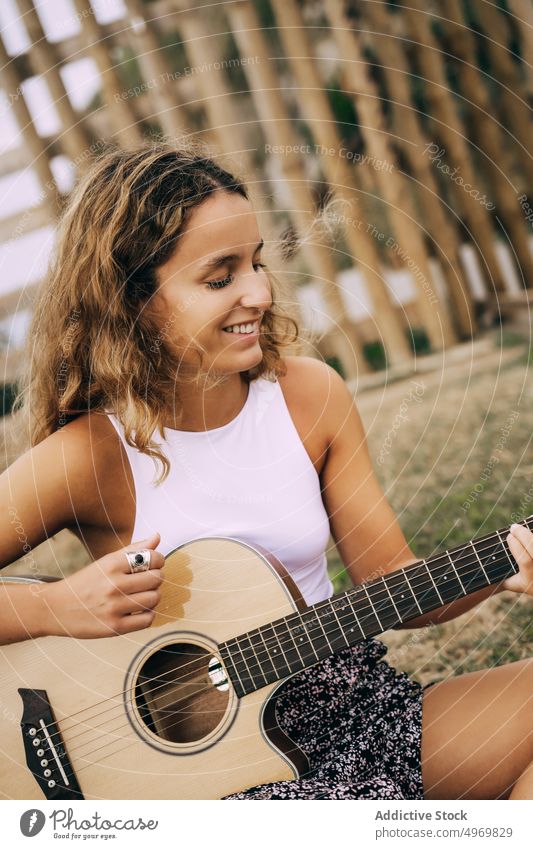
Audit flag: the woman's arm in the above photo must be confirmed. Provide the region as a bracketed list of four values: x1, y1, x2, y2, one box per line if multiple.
[0, 421, 163, 644]
[0, 533, 163, 644]
[315, 362, 511, 630]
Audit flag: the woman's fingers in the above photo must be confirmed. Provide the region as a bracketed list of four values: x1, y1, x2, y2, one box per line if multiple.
[39, 532, 166, 638]
[119, 589, 162, 615]
[118, 533, 164, 573]
[119, 569, 164, 595]
[504, 524, 533, 594]
[116, 610, 157, 634]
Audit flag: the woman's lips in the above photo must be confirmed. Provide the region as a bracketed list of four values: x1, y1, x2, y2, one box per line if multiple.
[221, 320, 260, 338]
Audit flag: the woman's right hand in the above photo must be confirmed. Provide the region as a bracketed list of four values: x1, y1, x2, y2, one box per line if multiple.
[39, 532, 165, 639]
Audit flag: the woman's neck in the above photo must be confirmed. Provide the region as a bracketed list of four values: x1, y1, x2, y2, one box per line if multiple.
[163, 373, 249, 432]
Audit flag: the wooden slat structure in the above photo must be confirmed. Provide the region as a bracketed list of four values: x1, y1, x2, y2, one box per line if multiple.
[0, 0, 531, 384]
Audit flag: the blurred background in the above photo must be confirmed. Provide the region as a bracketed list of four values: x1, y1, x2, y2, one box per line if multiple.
[0, 0, 532, 681]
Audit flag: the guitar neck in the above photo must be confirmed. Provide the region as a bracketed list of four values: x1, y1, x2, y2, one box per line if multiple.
[219, 515, 531, 697]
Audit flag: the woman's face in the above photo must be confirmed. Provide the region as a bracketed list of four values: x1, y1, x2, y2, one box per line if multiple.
[149, 191, 272, 375]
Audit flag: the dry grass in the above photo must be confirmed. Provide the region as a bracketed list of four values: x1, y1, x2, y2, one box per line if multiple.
[327, 328, 533, 684]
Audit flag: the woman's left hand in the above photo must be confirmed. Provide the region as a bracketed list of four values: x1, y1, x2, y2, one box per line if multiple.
[502, 523, 533, 596]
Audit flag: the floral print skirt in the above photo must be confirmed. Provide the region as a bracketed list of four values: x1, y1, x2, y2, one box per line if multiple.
[224, 638, 435, 800]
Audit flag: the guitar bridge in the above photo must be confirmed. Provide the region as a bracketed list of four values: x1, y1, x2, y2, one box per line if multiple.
[18, 688, 84, 800]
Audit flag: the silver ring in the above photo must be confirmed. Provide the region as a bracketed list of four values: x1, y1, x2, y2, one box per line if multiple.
[125, 549, 151, 573]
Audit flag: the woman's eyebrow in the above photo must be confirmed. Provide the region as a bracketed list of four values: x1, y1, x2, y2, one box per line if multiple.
[197, 238, 264, 273]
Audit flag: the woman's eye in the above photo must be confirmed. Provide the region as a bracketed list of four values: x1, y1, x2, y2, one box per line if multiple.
[205, 263, 265, 290]
[206, 273, 233, 290]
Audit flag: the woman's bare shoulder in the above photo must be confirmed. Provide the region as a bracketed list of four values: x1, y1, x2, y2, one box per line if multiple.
[31, 411, 133, 533]
[276, 356, 346, 472]
[60, 410, 122, 459]
[278, 355, 347, 434]
[49, 412, 118, 481]
[0, 411, 134, 567]
[277, 354, 337, 393]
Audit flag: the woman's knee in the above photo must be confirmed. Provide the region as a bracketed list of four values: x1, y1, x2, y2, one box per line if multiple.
[507, 658, 533, 755]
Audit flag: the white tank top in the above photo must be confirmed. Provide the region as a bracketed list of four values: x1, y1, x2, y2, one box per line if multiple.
[106, 375, 333, 606]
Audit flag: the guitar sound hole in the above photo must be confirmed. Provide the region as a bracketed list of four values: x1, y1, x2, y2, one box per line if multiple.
[134, 642, 229, 744]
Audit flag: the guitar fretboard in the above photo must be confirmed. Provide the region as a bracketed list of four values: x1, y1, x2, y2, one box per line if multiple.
[218, 515, 531, 697]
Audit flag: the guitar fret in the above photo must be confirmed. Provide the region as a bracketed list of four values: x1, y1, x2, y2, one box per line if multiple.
[345, 593, 365, 639]
[382, 571, 421, 623]
[381, 577, 402, 624]
[299, 610, 331, 659]
[330, 603, 351, 648]
[317, 599, 351, 652]
[220, 639, 246, 696]
[453, 543, 481, 593]
[362, 584, 384, 631]
[402, 571, 423, 615]
[258, 624, 291, 678]
[496, 529, 518, 573]
[218, 521, 527, 698]
[280, 620, 306, 667]
[232, 635, 257, 691]
[333, 594, 366, 643]
[315, 609, 335, 653]
[272, 620, 304, 674]
[277, 612, 321, 668]
[424, 559, 444, 605]
[252, 629, 278, 681]
[470, 541, 490, 584]
[217, 644, 240, 692]
[430, 553, 465, 603]
[410, 560, 445, 611]
[447, 551, 467, 594]
[238, 632, 268, 689]
[481, 536, 514, 583]
[294, 612, 320, 664]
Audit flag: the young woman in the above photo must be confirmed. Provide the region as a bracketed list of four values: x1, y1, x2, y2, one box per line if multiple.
[1, 141, 532, 800]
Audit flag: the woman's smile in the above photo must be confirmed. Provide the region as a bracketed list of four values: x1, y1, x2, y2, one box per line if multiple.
[221, 318, 262, 339]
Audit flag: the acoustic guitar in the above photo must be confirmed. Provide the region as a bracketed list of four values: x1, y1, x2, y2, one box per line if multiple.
[0, 518, 529, 800]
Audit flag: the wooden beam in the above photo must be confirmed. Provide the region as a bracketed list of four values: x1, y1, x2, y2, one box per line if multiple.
[0, 203, 53, 245]
[15, 0, 94, 169]
[0, 348, 25, 383]
[0, 147, 29, 180]
[0, 35, 61, 217]
[0, 281, 41, 320]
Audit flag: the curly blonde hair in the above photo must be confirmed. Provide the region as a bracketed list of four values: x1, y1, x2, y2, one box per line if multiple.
[13, 139, 300, 483]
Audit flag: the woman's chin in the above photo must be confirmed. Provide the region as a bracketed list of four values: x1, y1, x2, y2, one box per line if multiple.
[216, 345, 264, 374]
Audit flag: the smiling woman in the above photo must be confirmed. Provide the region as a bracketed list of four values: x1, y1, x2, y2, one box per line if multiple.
[13, 140, 298, 480]
[0, 139, 532, 802]
[147, 191, 274, 431]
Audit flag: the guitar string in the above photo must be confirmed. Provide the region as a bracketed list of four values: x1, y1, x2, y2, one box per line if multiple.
[62, 549, 516, 763]
[44, 527, 520, 747]
[64, 665, 223, 761]
[58, 540, 523, 774]
[55, 533, 515, 749]
[78, 558, 532, 782]
[44, 533, 519, 756]
[67, 681, 230, 764]
[46, 573, 515, 773]
[45, 533, 518, 757]
[68, 638, 418, 784]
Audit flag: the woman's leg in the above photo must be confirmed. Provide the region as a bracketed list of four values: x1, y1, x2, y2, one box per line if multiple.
[421, 658, 533, 799]
[508, 759, 533, 798]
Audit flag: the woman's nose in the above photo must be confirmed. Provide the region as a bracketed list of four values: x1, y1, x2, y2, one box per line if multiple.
[239, 270, 272, 313]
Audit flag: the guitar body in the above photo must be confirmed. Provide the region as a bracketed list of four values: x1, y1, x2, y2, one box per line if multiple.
[0, 538, 310, 800]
